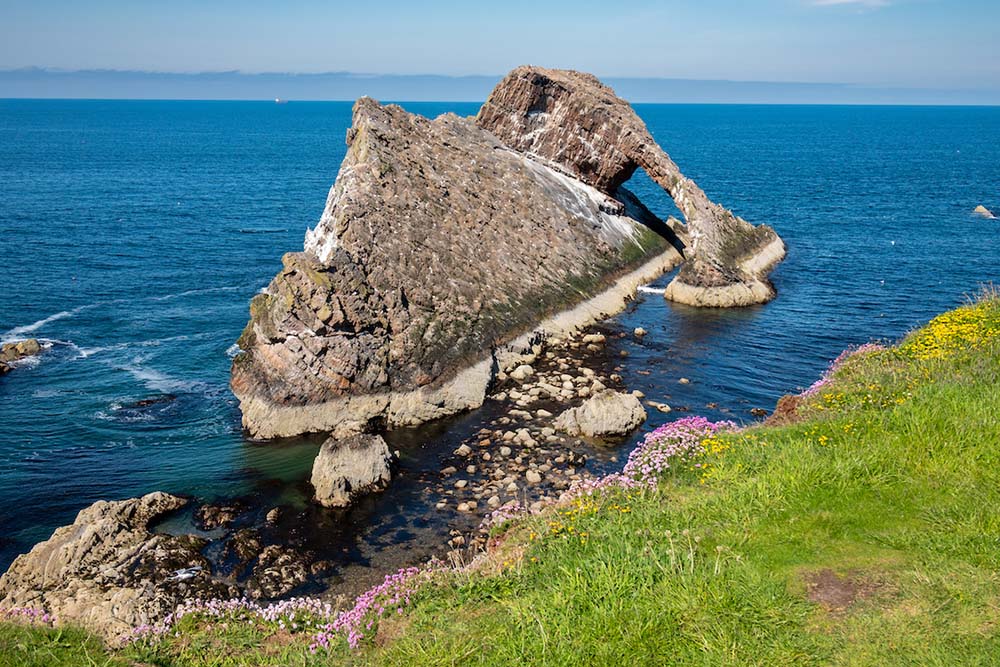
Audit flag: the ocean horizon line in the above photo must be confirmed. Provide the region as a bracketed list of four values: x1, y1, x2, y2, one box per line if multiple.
[3, 97, 1000, 109]
[3, 68, 999, 106]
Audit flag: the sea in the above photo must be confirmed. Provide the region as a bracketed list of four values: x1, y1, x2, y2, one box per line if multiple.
[1, 100, 998, 575]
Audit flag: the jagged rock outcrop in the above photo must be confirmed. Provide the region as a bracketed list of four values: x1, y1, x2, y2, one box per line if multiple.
[0, 492, 235, 641]
[231, 65, 783, 439]
[553, 389, 647, 438]
[477, 66, 785, 307]
[0, 338, 42, 374]
[311, 433, 393, 508]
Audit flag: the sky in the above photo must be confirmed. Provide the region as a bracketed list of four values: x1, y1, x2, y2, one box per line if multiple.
[1, 0, 998, 101]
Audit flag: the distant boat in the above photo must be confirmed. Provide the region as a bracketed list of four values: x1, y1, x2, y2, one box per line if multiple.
[274, 98, 288, 105]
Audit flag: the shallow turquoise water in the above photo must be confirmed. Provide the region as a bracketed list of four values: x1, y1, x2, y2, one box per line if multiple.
[1, 100, 998, 571]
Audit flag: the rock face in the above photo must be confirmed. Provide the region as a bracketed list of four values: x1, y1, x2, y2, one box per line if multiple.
[0, 492, 233, 641]
[231, 65, 783, 439]
[476, 66, 785, 308]
[553, 390, 647, 438]
[311, 434, 393, 508]
[0, 338, 42, 374]
[974, 205, 996, 219]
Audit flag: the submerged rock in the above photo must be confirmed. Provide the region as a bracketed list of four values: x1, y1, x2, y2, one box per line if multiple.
[974, 205, 996, 219]
[193, 499, 248, 530]
[311, 434, 393, 508]
[231, 65, 783, 438]
[553, 389, 647, 438]
[0, 492, 234, 640]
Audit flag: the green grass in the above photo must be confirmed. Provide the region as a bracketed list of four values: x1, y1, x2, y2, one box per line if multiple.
[5, 297, 1000, 666]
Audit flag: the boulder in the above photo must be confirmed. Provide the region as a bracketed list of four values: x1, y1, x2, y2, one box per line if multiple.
[554, 390, 647, 438]
[231, 65, 783, 439]
[0, 492, 233, 641]
[0, 338, 42, 369]
[973, 205, 996, 219]
[311, 434, 393, 508]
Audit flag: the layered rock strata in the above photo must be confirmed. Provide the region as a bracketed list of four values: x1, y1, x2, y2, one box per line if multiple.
[232, 65, 784, 440]
[476, 66, 785, 308]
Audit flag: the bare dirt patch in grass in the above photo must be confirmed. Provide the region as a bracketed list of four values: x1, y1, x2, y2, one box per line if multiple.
[805, 569, 881, 613]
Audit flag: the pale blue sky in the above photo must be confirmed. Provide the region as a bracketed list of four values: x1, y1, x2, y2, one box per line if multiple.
[1, 0, 997, 88]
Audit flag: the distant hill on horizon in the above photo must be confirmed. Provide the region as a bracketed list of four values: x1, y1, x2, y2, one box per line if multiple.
[2, 67, 999, 106]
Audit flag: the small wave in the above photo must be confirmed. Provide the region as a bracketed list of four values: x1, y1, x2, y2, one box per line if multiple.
[32, 389, 61, 398]
[637, 285, 666, 295]
[76, 343, 121, 358]
[118, 356, 223, 398]
[237, 228, 289, 234]
[122, 364, 201, 394]
[225, 343, 241, 359]
[95, 408, 156, 424]
[6, 355, 42, 370]
[2, 306, 89, 341]
[150, 285, 248, 302]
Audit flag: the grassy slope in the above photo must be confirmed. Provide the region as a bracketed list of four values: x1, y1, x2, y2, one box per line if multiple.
[4, 298, 1000, 666]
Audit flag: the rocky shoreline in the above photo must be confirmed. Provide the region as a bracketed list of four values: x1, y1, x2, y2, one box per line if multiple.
[0, 325, 704, 640]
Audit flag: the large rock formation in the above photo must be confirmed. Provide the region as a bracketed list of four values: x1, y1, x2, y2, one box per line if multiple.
[477, 66, 785, 308]
[0, 492, 233, 641]
[311, 433, 393, 508]
[231, 65, 783, 439]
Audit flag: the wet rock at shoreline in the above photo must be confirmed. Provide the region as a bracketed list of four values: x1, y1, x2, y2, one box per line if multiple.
[311, 434, 393, 508]
[0, 492, 235, 640]
[0, 339, 42, 374]
[553, 389, 647, 438]
[194, 499, 249, 530]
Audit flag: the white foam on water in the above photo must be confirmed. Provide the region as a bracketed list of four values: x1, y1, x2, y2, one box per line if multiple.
[122, 362, 202, 394]
[2, 306, 88, 342]
[32, 389, 62, 399]
[149, 285, 248, 302]
[118, 355, 224, 399]
[637, 285, 666, 294]
[225, 343, 241, 358]
[7, 355, 42, 370]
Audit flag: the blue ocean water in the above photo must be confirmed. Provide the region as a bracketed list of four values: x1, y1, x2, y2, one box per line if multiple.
[1, 100, 998, 573]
